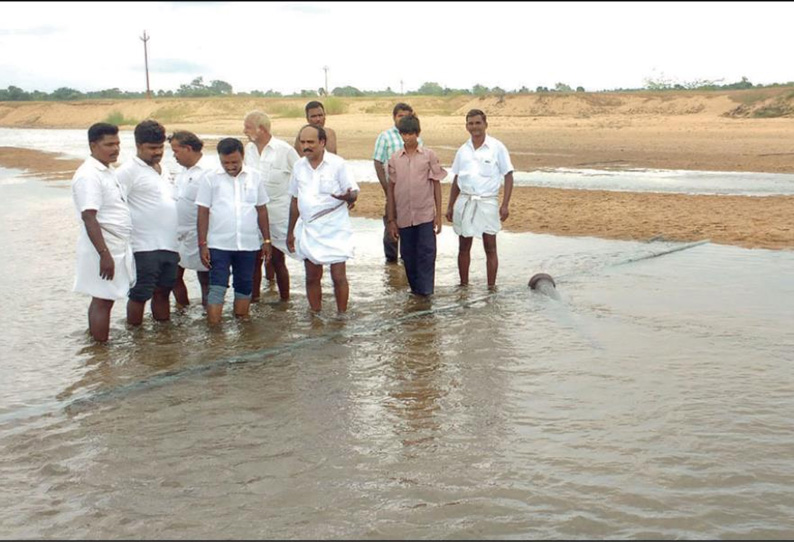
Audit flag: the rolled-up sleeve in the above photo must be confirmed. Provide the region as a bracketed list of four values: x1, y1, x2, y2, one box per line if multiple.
[428, 150, 448, 182]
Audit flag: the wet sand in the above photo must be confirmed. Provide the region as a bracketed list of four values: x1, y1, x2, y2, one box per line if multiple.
[1, 145, 791, 250]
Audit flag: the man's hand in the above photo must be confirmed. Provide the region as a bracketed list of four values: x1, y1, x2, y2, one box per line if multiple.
[261, 242, 273, 263]
[434, 216, 442, 235]
[200, 246, 211, 269]
[99, 251, 115, 280]
[287, 232, 296, 253]
[387, 220, 399, 242]
[500, 204, 510, 222]
[445, 207, 454, 223]
[332, 188, 358, 209]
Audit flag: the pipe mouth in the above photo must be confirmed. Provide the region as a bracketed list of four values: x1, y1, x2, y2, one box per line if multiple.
[528, 273, 556, 290]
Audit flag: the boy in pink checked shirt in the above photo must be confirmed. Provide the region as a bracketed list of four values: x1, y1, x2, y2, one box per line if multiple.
[386, 115, 447, 296]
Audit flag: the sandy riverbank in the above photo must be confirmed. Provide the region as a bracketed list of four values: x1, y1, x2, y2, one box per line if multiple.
[1, 145, 791, 250]
[1, 91, 793, 250]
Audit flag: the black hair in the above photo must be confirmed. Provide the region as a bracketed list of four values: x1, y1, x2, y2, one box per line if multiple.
[305, 101, 325, 114]
[392, 102, 414, 117]
[216, 137, 244, 156]
[298, 124, 327, 143]
[397, 114, 421, 134]
[168, 130, 204, 152]
[88, 122, 119, 143]
[466, 109, 487, 122]
[134, 119, 166, 145]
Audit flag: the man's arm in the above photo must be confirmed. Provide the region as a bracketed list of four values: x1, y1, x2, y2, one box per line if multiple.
[326, 127, 338, 154]
[257, 205, 272, 262]
[197, 205, 211, 268]
[81, 210, 115, 280]
[385, 179, 398, 241]
[446, 175, 460, 223]
[433, 180, 443, 234]
[293, 133, 302, 156]
[500, 171, 514, 222]
[286, 196, 299, 253]
[373, 160, 387, 195]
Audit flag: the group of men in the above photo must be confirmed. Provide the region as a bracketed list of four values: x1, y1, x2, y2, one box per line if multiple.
[71, 100, 513, 342]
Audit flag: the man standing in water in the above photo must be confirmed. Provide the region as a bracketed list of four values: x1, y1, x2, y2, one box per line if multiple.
[293, 100, 338, 155]
[243, 111, 299, 302]
[373, 102, 421, 263]
[117, 119, 180, 326]
[287, 124, 358, 313]
[446, 109, 514, 289]
[169, 130, 210, 308]
[71, 122, 135, 343]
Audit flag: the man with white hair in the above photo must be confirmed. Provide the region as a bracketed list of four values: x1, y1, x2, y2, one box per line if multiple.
[243, 110, 300, 302]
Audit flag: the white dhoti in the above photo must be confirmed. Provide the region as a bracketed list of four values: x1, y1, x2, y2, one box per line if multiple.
[73, 226, 136, 300]
[266, 191, 291, 254]
[292, 203, 354, 265]
[177, 230, 208, 271]
[452, 193, 501, 238]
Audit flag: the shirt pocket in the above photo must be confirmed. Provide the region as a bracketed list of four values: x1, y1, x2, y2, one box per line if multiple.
[243, 183, 259, 204]
[478, 156, 497, 178]
[318, 174, 339, 195]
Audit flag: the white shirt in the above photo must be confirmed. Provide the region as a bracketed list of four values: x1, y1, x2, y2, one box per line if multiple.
[244, 138, 299, 201]
[72, 156, 132, 238]
[288, 151, 359, 220]
[195, 166, 270, 251]
[175, 163, 207, 236]
[116, 156, 179, 253]
[450, 135, 514, 197]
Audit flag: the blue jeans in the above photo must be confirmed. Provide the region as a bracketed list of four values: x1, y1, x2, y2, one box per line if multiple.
[207, 248, 258, 305]
[399, 221, 436, 296]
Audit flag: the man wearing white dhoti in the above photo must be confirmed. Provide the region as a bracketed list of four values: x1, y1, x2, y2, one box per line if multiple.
[287, 124, 359, 313]
[169, 130, 210, 308]
[446, 109, 514, 289]
[243, 110, 300, 302]
[71, 122, 135, 343]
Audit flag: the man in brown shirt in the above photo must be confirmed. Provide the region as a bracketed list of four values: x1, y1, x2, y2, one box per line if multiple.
[386, 115, 447, 296]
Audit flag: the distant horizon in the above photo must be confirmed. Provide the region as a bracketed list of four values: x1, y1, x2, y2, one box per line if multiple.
[2, 2, 794, 97]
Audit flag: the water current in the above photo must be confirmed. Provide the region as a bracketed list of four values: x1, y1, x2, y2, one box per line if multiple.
[1, 158, 792, 537]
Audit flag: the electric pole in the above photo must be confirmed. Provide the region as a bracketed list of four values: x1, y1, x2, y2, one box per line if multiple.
[140, 30, 151, 99]
[400, 79, 404, 95]
[323, 65, 329, 96]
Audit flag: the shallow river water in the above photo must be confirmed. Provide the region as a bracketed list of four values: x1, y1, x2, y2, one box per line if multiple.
[1, 163, 793, 538]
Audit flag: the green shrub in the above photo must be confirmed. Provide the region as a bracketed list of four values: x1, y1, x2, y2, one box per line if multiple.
[104, 110, 137, 125]
[323, 96, 347, 115]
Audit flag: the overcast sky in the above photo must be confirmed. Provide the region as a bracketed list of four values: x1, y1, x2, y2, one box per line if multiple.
[2, 1, 792, 94]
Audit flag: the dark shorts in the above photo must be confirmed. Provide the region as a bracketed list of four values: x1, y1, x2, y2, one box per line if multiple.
[129, 250, 180, 302]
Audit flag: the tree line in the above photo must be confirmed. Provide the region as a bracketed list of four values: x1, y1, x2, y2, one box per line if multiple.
[1, 76, 790, 102]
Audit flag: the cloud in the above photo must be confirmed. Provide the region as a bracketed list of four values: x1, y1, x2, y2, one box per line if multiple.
[278, 2, 329, 15]
[143, 58, 208, 74]
[0, 25, 61, 36]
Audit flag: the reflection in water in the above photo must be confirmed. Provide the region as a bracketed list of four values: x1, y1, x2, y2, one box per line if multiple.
[1, 173, 794, 538]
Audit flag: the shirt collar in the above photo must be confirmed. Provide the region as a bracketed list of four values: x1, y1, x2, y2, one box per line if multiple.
[466, 135, 492, 150]
[87, 156, 111, 171]
[398, 146, 425, 157]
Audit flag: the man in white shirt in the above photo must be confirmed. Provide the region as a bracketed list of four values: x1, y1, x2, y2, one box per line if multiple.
[287, 124, 359, 313]
[169, 130, 210, 308]
[72, 122, 135, 343]
[243, 110, 299, 302]
[196, 138, 272, 325]
[445, 109, 514, 289]
[116, 119, 180, 326]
